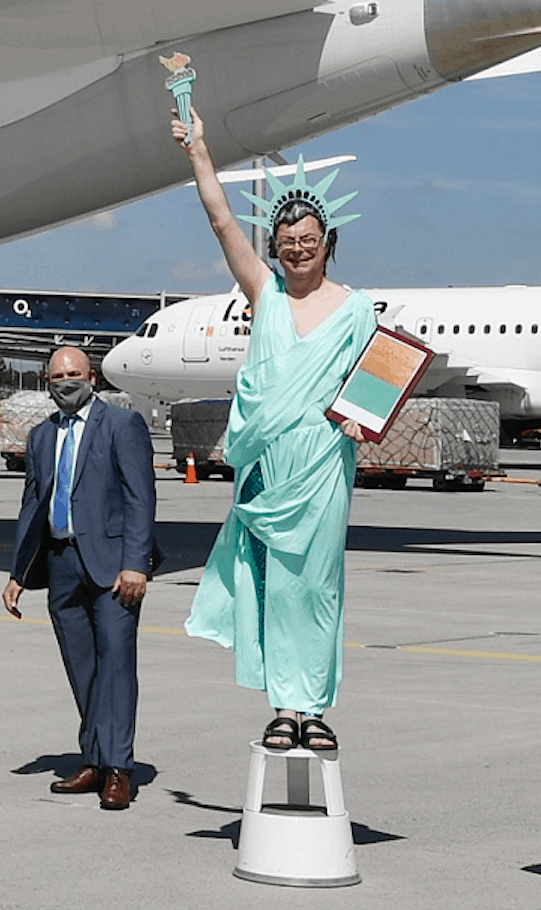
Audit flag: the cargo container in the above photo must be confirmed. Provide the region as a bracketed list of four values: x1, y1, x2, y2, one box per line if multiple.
[356, 398, 501, 491]
[171, 399, 233, 480]
[0, 391, 57, 471]
[0, 389, 132, 471]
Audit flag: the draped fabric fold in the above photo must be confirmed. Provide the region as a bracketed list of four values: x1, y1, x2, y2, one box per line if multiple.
[186, 272, 376, 713]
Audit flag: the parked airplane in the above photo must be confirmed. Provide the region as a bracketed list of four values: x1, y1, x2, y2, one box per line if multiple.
[101, 284, 541, 439]
[2, 0, 541, 241]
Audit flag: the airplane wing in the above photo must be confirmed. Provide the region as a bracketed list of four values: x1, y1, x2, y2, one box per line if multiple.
[415, 353, 526, 401]
[1, 0, 319, 86]
[467, 370, 525, 390]
[4, 0, 541, 242]
[187, 155, 356, 186]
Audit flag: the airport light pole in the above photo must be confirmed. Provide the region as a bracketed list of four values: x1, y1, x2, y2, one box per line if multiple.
[252, 157, 267, 261]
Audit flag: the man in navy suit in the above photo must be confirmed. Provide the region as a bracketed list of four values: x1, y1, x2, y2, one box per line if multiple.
[3, 346, 156, 810]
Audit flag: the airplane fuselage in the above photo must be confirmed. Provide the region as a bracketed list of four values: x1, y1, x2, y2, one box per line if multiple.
[101, 284, 541, 427]
[2, 0, 541, 240]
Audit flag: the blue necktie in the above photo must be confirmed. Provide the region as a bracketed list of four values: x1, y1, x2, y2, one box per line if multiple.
[53, 416, 77, 533]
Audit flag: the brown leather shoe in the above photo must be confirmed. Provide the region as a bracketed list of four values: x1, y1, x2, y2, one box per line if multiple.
[100, 768, 131, 810]
[50, 766, 103, 794]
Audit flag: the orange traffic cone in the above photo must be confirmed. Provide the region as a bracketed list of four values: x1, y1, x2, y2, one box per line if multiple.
[184, 451, 199, 484]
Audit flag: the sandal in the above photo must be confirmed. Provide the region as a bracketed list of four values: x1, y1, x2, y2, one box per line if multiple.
[262, 716, 299, 751]
[300, 718, 338, 751]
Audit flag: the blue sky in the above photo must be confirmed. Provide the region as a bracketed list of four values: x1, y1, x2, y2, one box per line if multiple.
[0, 73, 539, 296]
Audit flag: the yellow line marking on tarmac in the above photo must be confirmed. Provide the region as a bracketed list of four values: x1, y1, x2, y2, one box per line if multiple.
[400, 646, 541, 662]
[2, 617, 539, 659]
[140, 625, 186, 636]
[0, 615, 186, 636]
[345, 640, 541, 662]
[0, 615, 49, 625]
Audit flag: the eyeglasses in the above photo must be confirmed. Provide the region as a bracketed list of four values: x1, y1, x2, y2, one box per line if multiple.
[276, 234, 323, 251]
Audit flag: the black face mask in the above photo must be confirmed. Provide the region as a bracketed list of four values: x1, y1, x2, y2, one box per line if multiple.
[48, 379, 94, 415]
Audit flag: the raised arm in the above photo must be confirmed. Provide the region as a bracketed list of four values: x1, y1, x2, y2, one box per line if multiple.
[172, 109, 270, 306]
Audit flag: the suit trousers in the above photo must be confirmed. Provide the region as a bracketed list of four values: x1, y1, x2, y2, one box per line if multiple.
[47, 541, 140, 772]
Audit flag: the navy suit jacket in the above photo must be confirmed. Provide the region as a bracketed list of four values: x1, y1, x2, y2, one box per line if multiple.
[11, 398, 156, 590]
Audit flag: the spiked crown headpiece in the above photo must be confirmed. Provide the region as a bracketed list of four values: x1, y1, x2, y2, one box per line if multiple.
[237, 154, 360, 236]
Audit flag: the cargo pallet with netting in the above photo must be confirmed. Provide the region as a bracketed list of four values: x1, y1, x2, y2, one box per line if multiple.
[0, 390, 132, 472]
[356, 398, 502, 492]
[171, 399, 233, 480]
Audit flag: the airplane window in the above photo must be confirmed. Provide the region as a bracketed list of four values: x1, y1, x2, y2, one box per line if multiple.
[419, 325, 427, 335]
[515, 325, 523, 334]
[452, 325, 460, 334]
[499, 325, 506, 334]
[483, 325, 491, 334]
[468, 325, 475, 334]
[135, 324, 147, 337]
[532, 325, 539, 334]
[147, 323, 158, 338]
[437, 325, 444, 334]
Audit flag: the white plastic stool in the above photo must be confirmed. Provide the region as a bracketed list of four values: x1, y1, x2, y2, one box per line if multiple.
[234, 740, 360, 887]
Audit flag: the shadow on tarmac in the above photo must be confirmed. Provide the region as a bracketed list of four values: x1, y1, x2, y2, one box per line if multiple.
[169, 789, 242, 815]
[169, 790, 403, 849]
[170, 790, 242, 847]
[2, 520, 541, 577]
[345, 525, 541, 560]
[11, 752, 158, 797]
[350, 823, 404, 846]
[0, 519, 223, 576]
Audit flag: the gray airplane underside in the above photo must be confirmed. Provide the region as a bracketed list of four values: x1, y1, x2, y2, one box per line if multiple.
[1, 0, 541, 241]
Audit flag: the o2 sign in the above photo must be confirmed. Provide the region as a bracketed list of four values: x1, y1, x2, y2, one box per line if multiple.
[13, 298, 32, 318]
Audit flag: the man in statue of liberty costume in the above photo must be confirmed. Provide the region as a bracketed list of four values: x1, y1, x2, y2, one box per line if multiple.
[172, 109, 376, 750]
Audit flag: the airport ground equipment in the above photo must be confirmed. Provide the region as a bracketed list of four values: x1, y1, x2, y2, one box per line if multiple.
[0, 390, 131, 471]
[356, 398, 500, 491]
[171, 399, 233, 480]
[234, 740, 359, 888]
[183, 451, 199, 484]
[0, 391, 57, 471]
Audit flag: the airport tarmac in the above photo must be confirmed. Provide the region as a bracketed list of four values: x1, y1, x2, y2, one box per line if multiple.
[2, 439, 541, 910]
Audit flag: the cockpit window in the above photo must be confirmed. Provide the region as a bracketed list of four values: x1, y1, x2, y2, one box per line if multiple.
[135, 324, 147, 337]
[147, 323, 158, 338]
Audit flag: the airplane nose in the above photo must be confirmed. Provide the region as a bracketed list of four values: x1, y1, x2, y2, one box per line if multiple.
[425, 0, 541, 80]
[102, 345, 128, 390]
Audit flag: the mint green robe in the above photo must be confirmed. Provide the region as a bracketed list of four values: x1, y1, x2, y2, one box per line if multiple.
[185, 272, 376, 713]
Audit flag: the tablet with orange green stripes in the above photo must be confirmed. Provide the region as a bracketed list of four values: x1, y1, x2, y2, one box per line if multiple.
[326, 326, 434, 443]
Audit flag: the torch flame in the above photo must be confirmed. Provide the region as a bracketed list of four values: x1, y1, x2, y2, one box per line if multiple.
[159, 52, 192, 74]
